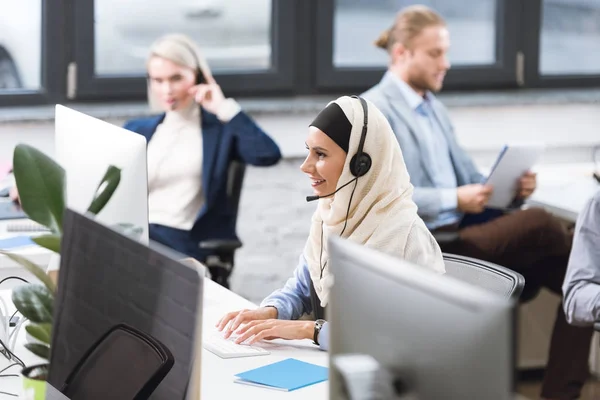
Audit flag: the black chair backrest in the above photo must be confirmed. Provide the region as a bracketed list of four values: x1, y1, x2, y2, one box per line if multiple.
[443, 253, 525, 302]
[226, 160, 246, 225]
[62, 324, 174, 400]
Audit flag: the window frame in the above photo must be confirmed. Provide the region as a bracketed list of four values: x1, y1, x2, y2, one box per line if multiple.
[521, 0, 600, 88]
[72, 0, 297, 100]
[1, 0, 600, 106]
[314, 0, 522, 92]
[0, 0, 67, 107]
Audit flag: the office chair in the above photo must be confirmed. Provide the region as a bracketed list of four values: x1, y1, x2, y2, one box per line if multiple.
[442, 253, 525, 391]
[61, 324, 174, 400]
[199, 160, 246, 288]
[436, 233, 540, 303]
[442, 253, 525, 301]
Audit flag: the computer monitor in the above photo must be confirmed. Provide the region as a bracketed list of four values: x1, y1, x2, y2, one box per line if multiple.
[48, 208, 203, 400]
[328, 237, 513, 400]
[54, 105, 149, 243]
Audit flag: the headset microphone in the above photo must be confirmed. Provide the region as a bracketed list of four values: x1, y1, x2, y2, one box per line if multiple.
[306, 177, 359, 202]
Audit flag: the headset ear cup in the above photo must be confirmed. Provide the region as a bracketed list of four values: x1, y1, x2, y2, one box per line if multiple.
[350, 153, 372, 177]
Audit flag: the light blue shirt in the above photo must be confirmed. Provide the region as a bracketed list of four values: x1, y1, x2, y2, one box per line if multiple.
[563, 189, 600, 326]
[393, 76, 462, 229]
[260, 255, 329, 351]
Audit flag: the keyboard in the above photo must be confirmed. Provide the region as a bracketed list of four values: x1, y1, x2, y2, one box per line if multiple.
[203, 330, 270, 359]
[6, 221, 49, 233]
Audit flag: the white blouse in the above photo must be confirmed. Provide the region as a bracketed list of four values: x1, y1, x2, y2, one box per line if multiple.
[146, 99, 241, 231]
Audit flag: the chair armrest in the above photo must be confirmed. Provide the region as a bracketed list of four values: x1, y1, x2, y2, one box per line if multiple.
[198, 239, 242, 252]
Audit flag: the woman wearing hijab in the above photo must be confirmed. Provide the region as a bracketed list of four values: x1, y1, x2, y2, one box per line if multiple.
[217, 95, 444, 349]
[123, 34, 281, 264]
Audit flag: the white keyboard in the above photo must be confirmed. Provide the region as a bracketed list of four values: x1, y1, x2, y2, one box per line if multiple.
[203, 330, 270, 359]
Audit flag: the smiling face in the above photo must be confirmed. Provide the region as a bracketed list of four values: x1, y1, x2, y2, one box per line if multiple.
[300, 127, 347, 197]
[147, 55, 196, 111]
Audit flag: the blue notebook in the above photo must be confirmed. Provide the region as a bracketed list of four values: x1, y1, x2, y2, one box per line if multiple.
[234, 358, 328, 392]
[0, 235, 36, 250]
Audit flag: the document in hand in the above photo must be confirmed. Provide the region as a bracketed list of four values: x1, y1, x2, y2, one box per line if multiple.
[484, 144, 545, 209]
[234, 358, 328, 391]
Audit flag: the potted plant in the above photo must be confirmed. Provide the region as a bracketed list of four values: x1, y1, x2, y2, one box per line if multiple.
[0, 144, 122, 399]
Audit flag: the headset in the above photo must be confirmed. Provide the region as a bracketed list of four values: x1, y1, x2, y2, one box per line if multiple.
[349, 95, 372, 177]
[173, 39, 207, 85]
[311, 95, 372, 279]
[148, 38, 207, 85]
[306, 95, 372, 202]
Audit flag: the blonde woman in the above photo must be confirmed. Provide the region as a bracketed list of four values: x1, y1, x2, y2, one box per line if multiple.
[124, 34, 281, 271]
[217, 95, 444, 349]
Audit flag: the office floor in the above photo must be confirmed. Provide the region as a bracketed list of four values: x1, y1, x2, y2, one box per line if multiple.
[517, 377, 600, 399]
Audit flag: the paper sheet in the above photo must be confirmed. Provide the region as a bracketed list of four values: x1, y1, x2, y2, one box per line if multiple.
[484, 144, 545, 209]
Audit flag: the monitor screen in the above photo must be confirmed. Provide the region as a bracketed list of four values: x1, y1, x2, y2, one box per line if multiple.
[48, 209, 203, 399]
[328, 237, 513, 400]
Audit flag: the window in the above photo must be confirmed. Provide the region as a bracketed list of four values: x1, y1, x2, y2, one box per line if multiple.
[1, 0, 600, 105]
[539, 0, 600, 75]
[333, 0, 497, 68]
[317, 0, 517, 91]
[94, 0, 273, 76]
[73, 0, 294, 99]
[0, 1, 42, 91]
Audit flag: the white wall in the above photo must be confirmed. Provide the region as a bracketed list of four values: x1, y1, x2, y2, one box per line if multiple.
[0, 102, 598, 169]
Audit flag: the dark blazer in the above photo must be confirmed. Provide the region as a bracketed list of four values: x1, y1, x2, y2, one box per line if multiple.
[124, 107, 281, 259]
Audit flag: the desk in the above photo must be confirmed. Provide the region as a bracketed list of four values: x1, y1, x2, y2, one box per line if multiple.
[528, 163, 599, 222]
[1, 279, 329, 399]
[0, 218, 52, 287]
[200, 279, 328, 398]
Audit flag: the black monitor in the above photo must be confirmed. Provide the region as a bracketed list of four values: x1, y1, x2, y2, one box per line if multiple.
[328, 237, 513, 400]
[48, 209, 204, 399]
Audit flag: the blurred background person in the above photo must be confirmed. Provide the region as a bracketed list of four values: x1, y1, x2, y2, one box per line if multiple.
[124, 33, 281, 272]
[362, 6, 593, 400]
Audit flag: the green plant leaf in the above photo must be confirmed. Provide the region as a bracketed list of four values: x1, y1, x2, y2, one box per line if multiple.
[87, 166, 121, 215]
[13, 144, 66, 234]
[25, 323, 52, 345]
[24, 343, 51, 360]
[31, 234, 61, 253]
[0, 251, 56, 293]
[12, 284, 53, 324]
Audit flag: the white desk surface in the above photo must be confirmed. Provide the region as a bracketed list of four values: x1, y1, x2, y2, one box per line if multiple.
[528, 163, 599, 222]
[0, 279, 329, 399]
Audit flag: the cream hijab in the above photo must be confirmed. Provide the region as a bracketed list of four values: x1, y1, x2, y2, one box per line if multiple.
[304, 96, 445, 307]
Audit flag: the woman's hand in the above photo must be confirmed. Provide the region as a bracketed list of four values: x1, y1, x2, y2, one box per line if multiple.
[189, 83, 226, 115]
[232, 319, 314, 345]
[216, 307, 278, 339]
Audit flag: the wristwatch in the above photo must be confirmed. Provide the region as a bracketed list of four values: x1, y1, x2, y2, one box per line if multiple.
[313, 319, 326, 346]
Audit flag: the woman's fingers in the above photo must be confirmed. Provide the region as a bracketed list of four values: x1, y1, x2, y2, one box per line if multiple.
[216, 309, 245, 331]
[234, 319, 261, 335]
[225, 310, 257, 338]
[247, 328, 277, 345]
[234, 321, 273, 344]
